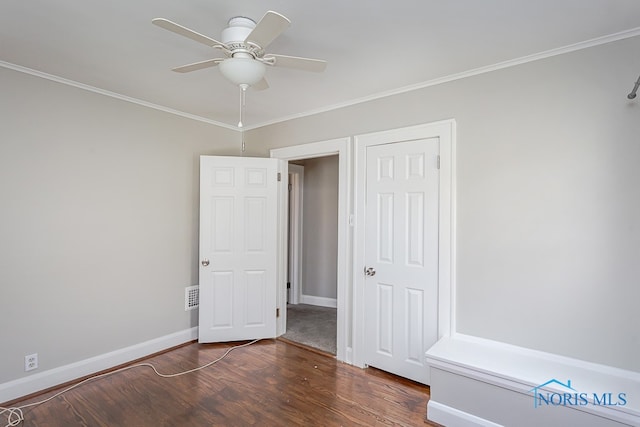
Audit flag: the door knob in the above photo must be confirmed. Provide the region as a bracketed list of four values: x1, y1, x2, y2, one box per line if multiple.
[364, 266, 376, 276]
[201, 259, 210, 266]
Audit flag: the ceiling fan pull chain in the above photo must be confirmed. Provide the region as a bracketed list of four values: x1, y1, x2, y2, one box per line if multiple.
[238, 85, 244, 128]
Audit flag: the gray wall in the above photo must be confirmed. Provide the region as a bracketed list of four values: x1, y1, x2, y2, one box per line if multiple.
[300, 156, 338, 300]
[246, 35, 640, 372]
[0, 67, 240, 383]
[2, 31, 638, 391]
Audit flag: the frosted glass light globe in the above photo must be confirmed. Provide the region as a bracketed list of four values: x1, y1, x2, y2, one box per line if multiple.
[219, 57, 266, 86]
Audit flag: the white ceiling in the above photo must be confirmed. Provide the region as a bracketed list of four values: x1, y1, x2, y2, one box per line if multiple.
[2, 1, 640, 130]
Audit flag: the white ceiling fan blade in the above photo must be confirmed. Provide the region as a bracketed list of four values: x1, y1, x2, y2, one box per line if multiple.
[172, 59, 223, 73]
[152, 18, 226, 48]
[245, 11, 290, 49]
[252, 78, 269, 91]
[266, 54, 327, 72]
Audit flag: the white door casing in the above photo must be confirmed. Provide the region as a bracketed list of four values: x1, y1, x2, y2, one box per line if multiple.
[287, 164, 304, 305]
[199, 155, 287, 343]
[363, 138, 439, 384]
[270, 138, 352, 363]
[353, 120, 455, 383]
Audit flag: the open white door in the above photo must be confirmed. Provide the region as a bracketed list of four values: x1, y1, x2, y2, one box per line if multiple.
[199, 155, 286, 343]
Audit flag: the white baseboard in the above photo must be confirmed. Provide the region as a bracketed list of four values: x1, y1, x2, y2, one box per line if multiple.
[0, 327, 198, 404]
[345, 346, 354, 365]
[299, 294, 337, 308]
[428, 400, 503, 427]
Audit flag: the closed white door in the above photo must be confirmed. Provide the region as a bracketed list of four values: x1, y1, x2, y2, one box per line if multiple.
[199, 156, 284, 343]
[363, 138, 439, 384]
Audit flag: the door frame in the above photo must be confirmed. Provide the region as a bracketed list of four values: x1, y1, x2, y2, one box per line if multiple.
[271, 137, 352, 364]
[287, 164, 304, 305]
[352, 120, 456, 369]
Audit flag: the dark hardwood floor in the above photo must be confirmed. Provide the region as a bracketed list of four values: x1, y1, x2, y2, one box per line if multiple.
[4, 339, 439, 426]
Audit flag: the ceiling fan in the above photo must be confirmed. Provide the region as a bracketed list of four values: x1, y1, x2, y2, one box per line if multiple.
[152, 11, 327, 127]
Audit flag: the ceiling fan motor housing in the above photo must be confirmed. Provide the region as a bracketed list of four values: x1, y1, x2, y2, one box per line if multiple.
[222, 17, 260, 57]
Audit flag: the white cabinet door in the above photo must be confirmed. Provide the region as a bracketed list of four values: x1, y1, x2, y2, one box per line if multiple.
[363, 138, 440, 384]
[199, 156, 284, 343]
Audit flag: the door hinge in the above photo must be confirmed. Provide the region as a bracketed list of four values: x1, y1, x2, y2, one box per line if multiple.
[287, 282, 291, 289]
[288, 183, 292, 192]
[276, 308, 280, 318]
[437, 155, 441, 170]
[277, 172, 282, 182]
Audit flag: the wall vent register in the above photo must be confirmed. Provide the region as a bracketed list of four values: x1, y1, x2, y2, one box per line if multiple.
[185, 285, 199, 311]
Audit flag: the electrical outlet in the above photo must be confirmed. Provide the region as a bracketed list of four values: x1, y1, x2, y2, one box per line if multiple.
[25, 353, 38, 372]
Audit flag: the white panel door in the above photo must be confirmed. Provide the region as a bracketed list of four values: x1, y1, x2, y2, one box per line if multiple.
[363, 138, 439, 384]
[199, 156, 283, 343]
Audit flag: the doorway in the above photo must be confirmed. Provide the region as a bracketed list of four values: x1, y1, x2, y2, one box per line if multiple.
[282, 156, 338, 354]
[270, 137, 352, 363]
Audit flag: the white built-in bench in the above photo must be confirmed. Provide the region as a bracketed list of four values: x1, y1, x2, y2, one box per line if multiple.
[425, 334, 640, 427]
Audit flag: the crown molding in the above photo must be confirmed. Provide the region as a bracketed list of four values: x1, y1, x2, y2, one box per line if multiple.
[3, 26, 639, 133]
[242, 26, 640, 131]
[0, 60, 238, 131]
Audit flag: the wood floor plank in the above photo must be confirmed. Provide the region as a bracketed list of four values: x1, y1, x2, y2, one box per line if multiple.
[5, 339, 439, 426]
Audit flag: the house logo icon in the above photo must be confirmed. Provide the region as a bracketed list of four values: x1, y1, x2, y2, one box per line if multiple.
[529, 379, 576, 408]
[529, 379, 627, 409]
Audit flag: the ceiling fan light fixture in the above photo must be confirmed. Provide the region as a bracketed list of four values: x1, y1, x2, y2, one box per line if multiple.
[218, 57, 266, 87]
[153, 10, 327, 128]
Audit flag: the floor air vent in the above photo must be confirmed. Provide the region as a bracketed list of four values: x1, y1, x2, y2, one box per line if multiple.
[185, 285, 199, 311]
